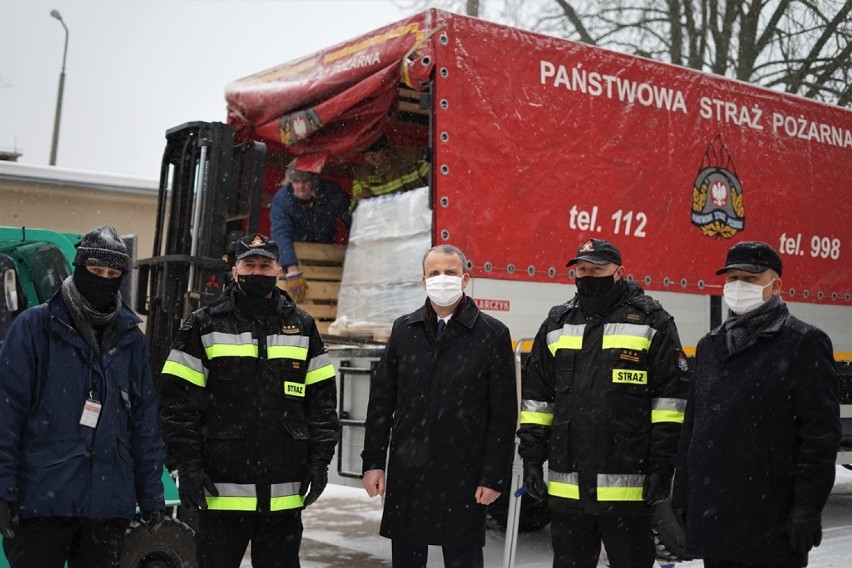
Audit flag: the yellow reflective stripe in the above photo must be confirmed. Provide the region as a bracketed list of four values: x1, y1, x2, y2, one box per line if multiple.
[602, 334, 652, 351]
[271, 494, 305, 511]
[612, 369, 648, 384]
[652, 409, 685, 423]
[162, 360, 206, 387]
[268, 345, 309, 361]
[548, 334, 583, 355]
[602, 323, 655, 351]
[267, 334, 310, 348]
[597, 473, 645, 501]
[365, 161, 430, 196]
[305, 363, 335, 385]
[597, 486, 644, 501]
[205, 343, 259, 359]
[520, 411, 554, 426]
[548, 481, 579, 499]
[651, 397, 686, 423]
[546, 324, 585, 356]
[206, 496, 257, 511]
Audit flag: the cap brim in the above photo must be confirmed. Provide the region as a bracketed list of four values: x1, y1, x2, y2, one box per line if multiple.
[715, 263, 769, 275]
[237, 250, 278, 261]
[566, 255, 615, 267]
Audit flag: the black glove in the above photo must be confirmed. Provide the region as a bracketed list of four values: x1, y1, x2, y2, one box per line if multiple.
[0, 499, 16, 538]
[672, 507, 687, 531]
[522, 462, 547, 501]
[138, 509, 165, 532]
[643, 468, 673, 505]
[300, 465, 328, 507]
[788, 508, 822, 553]
[178, 470, 218, 511]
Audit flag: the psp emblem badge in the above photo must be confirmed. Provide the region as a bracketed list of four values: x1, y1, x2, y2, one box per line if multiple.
[691, 135, 745, 239]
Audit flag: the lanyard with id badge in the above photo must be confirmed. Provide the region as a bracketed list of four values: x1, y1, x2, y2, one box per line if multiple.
[80, 391, 102, 428]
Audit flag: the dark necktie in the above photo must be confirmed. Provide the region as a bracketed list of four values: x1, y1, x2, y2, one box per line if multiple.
[436, 319, 447, 337]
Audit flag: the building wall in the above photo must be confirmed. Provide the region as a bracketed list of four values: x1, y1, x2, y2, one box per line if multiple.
[0, 163, 159, 259]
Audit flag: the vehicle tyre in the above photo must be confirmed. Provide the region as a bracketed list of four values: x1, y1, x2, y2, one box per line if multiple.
[121, 516, 197, 568]
[652, 496, 695, 561]
[488, 492, 551, 533]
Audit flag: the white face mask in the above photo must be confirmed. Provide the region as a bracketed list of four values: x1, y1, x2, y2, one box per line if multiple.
[723, 279, 775, 315]
[425, 274, 464, 307]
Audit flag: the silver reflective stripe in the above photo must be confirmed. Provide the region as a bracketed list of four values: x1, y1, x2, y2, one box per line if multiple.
[271, 482, 301, 497]
[521, 400, 554, 414]
[548, 470, 579, 485]
[212, 482, 256, 497]
[307, 353, 332, 372]
[201, 331, 256, 348]
[546, 324, 586, 346]
[267, 335, 310, 349]
[166, 349, 206, 374]
[652, 398, 687, 412]
[597, 473, 646, 487]
[602, 323, 656, 347]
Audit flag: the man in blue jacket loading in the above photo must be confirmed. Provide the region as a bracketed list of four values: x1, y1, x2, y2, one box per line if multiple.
[269, 162, 351, 303]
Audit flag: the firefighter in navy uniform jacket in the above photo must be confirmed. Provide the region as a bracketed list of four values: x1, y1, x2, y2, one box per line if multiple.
[159, 233, 338, 568]
[518, 239, 688, 568]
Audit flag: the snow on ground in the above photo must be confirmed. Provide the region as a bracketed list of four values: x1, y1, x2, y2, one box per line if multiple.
[238, 466, 852, 567]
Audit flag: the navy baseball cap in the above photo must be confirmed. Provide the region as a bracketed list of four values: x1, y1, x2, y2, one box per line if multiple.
[715, 241, 783, 276]
[236, 233, 279, 262]
[566, 238, 622, 267]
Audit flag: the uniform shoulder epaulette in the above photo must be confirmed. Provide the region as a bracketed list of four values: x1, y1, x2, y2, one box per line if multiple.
[548, 298, 578, 321]
[626, 293, 664, 315]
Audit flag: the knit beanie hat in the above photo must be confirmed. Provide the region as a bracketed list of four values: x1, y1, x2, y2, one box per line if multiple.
[73, 225, 130, 273]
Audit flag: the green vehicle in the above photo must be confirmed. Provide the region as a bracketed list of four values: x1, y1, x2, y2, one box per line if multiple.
[0, 226, 196, 568]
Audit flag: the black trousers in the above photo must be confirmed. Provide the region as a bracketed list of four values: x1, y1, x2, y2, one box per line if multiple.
[2, 516, 130, 568]
[197, 510, 303, 568]
[550, 508, 654, 568]
[391, 539, 484, 568]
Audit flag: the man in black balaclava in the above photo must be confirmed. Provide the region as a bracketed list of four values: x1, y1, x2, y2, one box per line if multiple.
[159, 232, 339, 568]
[0, 225, 165, 568]
[518, 238, 689, 568]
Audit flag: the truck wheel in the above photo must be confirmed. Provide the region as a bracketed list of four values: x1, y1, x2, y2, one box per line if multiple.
[121, 516, 197, 568]
[488, 492, 552, 533]
[651, 497, 694, 561]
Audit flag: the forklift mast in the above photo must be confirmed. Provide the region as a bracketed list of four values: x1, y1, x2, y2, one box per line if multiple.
[136, 121, 266, 386]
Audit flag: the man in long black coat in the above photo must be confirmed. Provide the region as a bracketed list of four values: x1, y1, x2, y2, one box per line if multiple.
[361, 244, 517, 568]
[672, 241, 841, 567]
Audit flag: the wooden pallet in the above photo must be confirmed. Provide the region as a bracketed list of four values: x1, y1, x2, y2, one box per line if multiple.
[291, 242, 345, 332]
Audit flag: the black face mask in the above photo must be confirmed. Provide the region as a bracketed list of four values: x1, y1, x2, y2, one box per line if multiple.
[237, 274, 278, 298]
[576, 274, 617, 297]
[73, 267, 123, 312]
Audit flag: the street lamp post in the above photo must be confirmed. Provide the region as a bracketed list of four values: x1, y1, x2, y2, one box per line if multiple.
[49, 9, 68, 166]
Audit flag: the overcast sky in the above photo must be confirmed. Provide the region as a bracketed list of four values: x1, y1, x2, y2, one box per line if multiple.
[0, 0, 413, 179]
